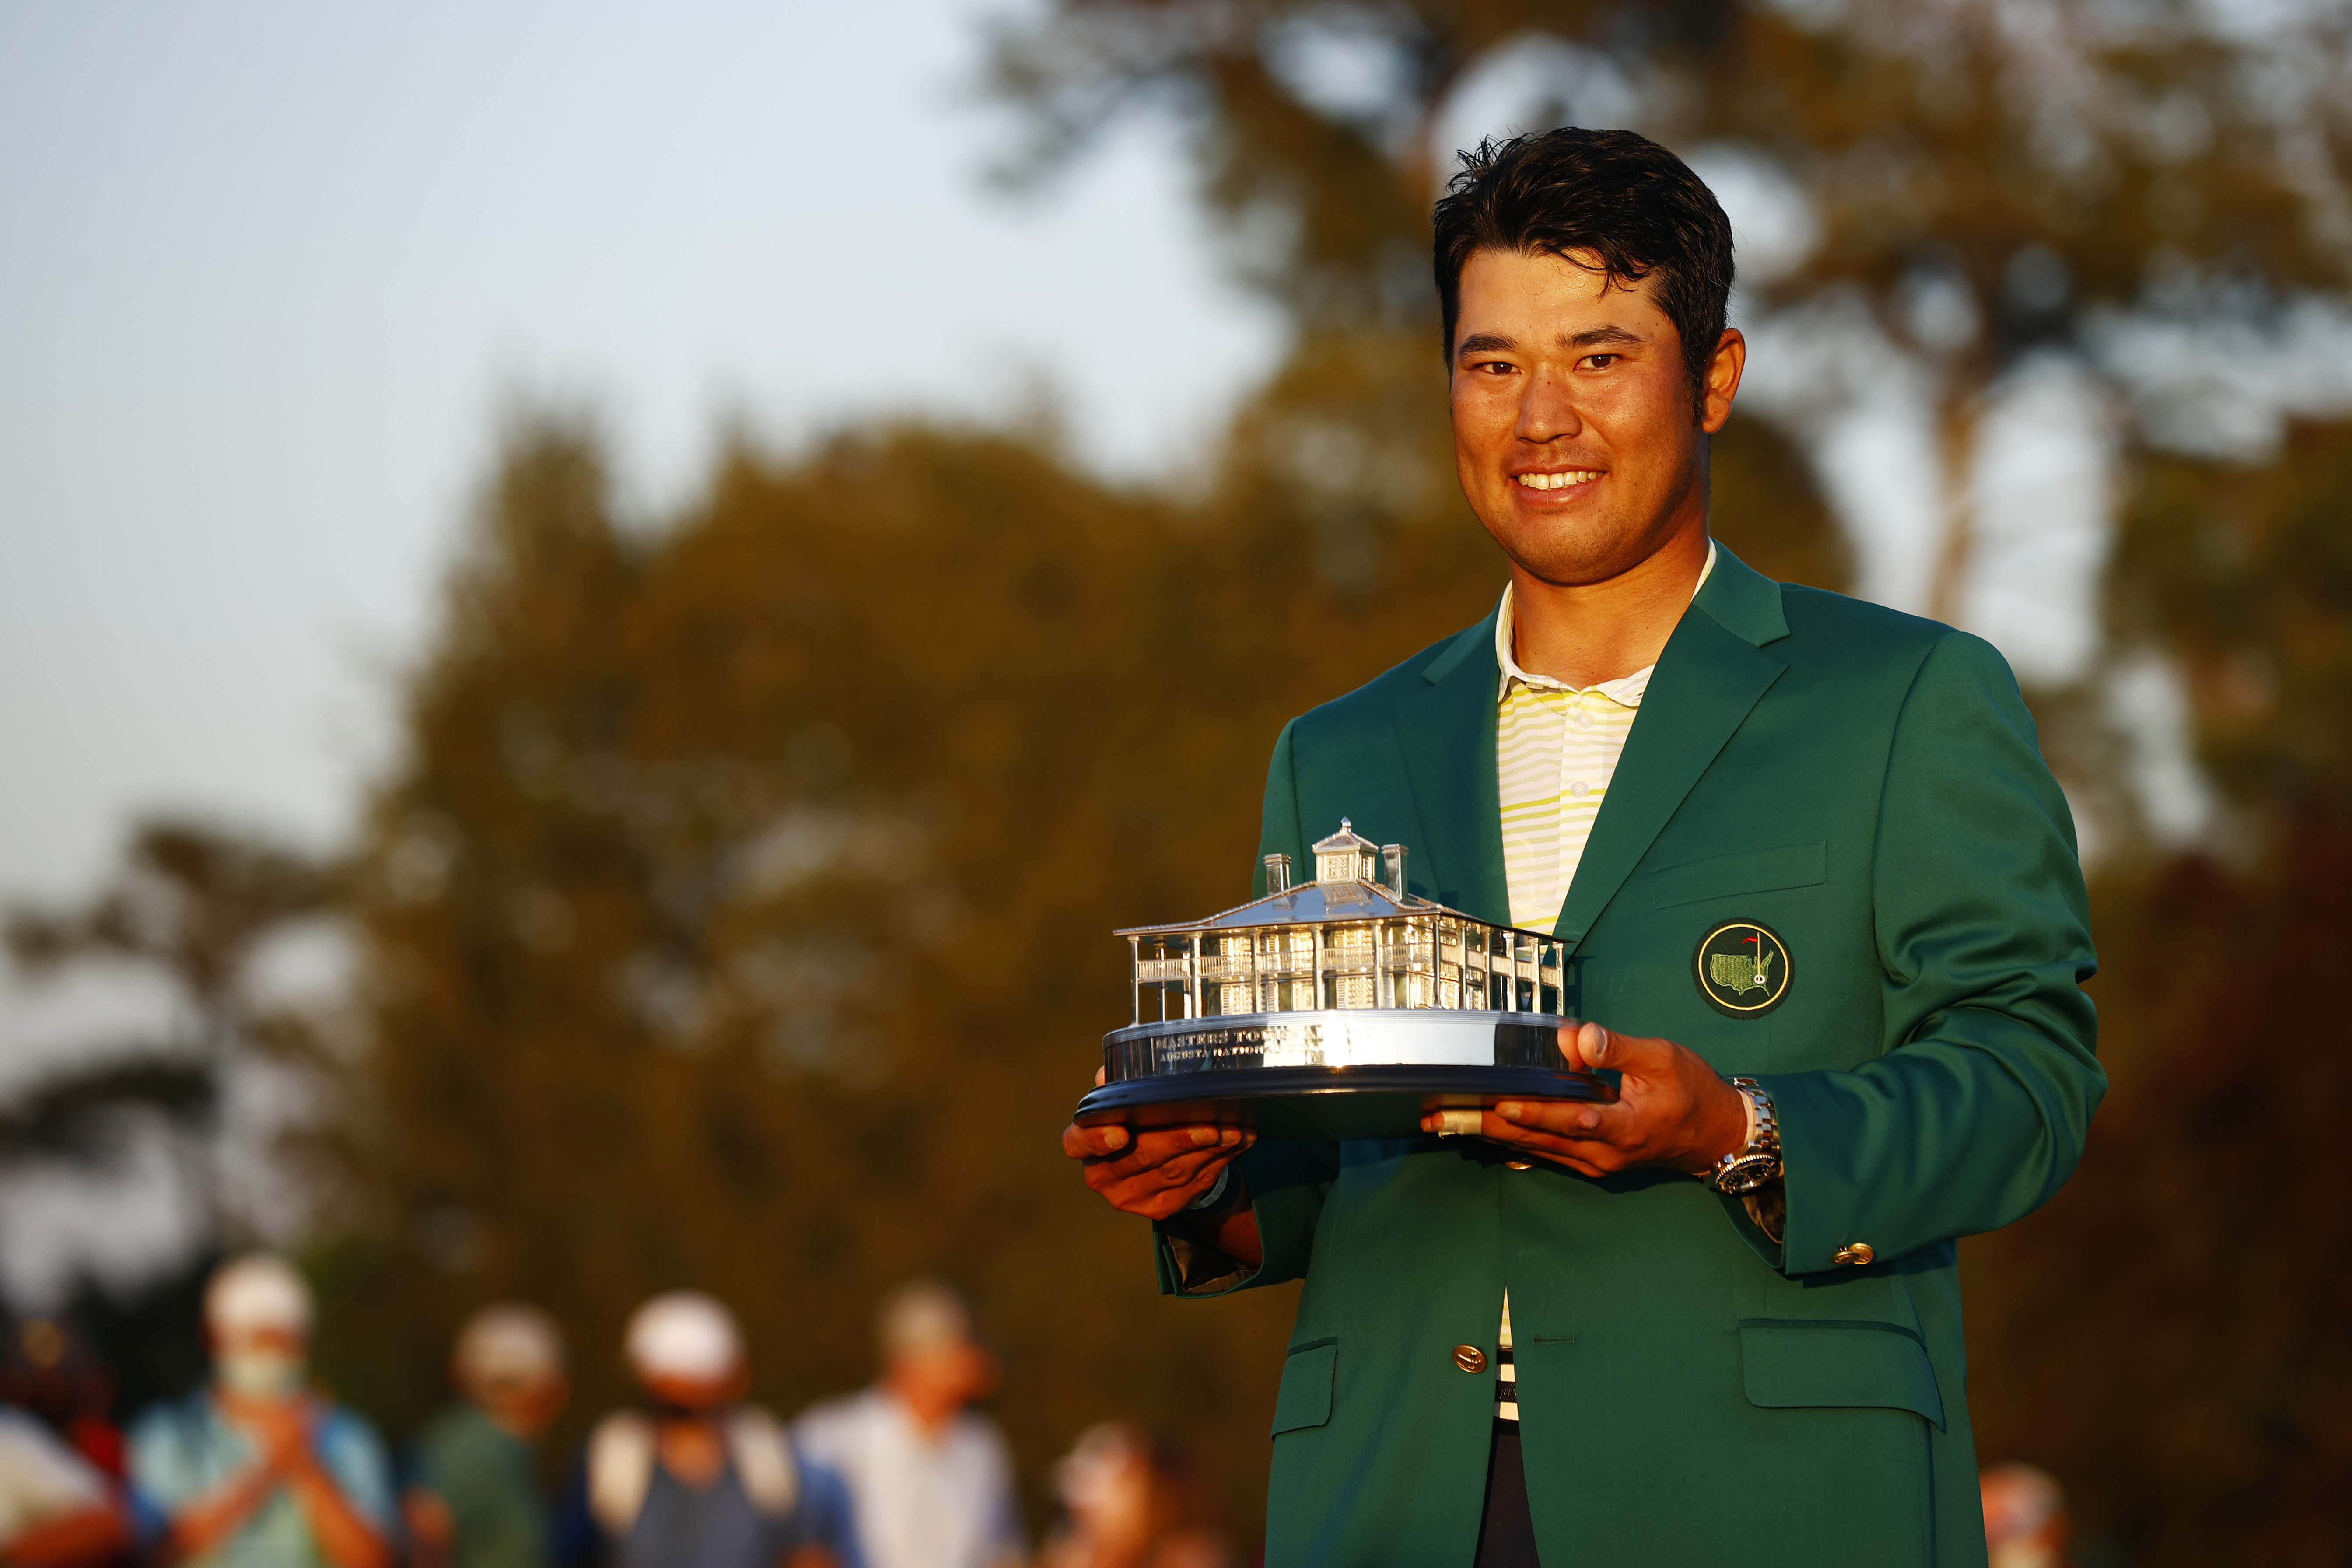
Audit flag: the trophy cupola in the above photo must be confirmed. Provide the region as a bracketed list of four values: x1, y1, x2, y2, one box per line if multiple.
[1312, 819, 1381, 884]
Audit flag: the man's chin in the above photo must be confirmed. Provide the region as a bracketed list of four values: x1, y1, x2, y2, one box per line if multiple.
[1477, 508, 1692, 589]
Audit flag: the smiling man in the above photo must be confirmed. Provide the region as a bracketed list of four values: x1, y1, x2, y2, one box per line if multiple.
[1063, 128, 2103, 1567]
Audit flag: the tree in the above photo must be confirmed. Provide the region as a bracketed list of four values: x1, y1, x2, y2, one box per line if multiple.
[1960, 420, 2352, 1565]
[992, 0, 2350, 619]
[4, 818, 333, 1245]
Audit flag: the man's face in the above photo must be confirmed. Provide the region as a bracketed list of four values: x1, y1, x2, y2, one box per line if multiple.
[1449, 247, 1741, 586]
[210, 1326, 308, 1401]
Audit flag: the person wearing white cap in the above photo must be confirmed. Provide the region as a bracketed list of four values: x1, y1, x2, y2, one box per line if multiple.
[792, 1281, 1024, 1568]
[125, 1254, 394, 1568]
[404, 1305, 570, 1568]
[552, 1291, 851, 1568]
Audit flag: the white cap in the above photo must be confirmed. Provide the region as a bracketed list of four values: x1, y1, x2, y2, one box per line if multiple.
[624, 1292, 743, 1384]
[878, 1279, 972, 1362]
[454, 1304, 565, 1391]
[205, 1254, 314, 1339]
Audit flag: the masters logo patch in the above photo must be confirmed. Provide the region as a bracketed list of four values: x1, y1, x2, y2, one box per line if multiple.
[1694, 920, 1792, 1017]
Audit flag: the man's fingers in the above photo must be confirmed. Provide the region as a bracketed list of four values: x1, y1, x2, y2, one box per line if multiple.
[1062, 1121, 1131, 1159]
[1068, 1121, 1242, 1173]
[1096, 1140, 1252, 1215]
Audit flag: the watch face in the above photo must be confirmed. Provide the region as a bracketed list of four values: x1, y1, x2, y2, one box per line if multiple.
[1713, 1154, 1781, 1195]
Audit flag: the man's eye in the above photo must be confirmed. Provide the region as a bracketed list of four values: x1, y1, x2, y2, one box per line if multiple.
[1584, 354, 1619, 369]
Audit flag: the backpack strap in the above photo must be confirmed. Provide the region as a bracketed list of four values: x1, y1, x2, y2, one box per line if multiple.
[725, 1407, 799, 1517]
[585, 1413, 657, 1535]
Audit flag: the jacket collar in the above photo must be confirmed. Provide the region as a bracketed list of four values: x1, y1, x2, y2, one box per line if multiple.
[1394, 608, 1509, 922]
[1552, 545, 1788, 948]
[1389, 543, 1790, 944]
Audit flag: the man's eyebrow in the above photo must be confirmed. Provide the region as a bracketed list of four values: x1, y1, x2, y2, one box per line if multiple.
[1454, 325, 1649, 359]
[1564, 325, 1646, 349]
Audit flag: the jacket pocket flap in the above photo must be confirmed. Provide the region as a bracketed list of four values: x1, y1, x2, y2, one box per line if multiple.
[1648, 841, 1826, 908]
[1270, 1342, 1336, 1436]
[1739, 1322, 1945, 1430]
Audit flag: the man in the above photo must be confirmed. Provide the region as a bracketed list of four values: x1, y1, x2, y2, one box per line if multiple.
[405, 1304, 570, 1568]
[126, 1255, 394, 1568]
[1063, 127, 2102, 1567]
[792, 1281, 1023, 1568]
[555, 1291, 848, 1568]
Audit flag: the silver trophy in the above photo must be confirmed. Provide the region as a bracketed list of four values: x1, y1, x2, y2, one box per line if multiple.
[1072, 820, 1611, 1141]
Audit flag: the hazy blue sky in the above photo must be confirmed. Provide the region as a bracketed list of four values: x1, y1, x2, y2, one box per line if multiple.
[0, 0, 1281, 910]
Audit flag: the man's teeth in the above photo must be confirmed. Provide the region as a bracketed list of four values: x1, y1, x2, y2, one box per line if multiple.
[1515, 470, 1600, 490]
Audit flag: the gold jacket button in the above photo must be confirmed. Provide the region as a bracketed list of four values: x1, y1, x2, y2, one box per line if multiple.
[1452, 1344, 1488, 1374]
[1833, 1242, 1876, 1267]
[1505, 1160, 1533, 1171]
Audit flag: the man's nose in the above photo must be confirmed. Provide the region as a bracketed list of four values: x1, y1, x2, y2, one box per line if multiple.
[1515, 370, 1583, 441]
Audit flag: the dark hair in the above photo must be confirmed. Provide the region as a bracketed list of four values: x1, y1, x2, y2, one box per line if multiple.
[1432, 128, 1734, 413]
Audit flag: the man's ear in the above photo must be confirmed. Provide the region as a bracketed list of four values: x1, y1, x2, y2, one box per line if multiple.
[1701, 327, 1747, 434]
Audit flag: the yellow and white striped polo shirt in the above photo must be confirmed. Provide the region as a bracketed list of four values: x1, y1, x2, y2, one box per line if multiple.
[1490, 541, 1715, 1424]
[1495, 542, 1716, 933]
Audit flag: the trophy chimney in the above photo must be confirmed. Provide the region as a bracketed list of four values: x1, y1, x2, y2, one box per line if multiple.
[1264, 852, 1292, 895]
[1381, 843, 1408, 898]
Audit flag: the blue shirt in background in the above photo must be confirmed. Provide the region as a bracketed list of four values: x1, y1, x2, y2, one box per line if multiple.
[128, 1391, 395, 1568]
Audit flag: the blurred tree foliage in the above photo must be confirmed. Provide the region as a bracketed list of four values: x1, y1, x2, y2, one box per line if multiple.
[992, 0, 2350, 616]
[4, 819, 332, 1241]
[1962, 420, 2352, 1565]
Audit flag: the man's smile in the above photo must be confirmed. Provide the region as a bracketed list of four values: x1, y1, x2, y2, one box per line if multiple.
[1512, 469, 1603, 491]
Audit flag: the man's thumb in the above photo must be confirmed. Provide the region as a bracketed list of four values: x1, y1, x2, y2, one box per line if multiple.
[1576, 1022, 1660, 1072]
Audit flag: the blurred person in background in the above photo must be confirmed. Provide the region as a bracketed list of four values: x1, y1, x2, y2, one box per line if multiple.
[1039, 1424, 1227, 1568]
[792, 1281, 1022, 1568]
[1980, 1463, 2070, 1568]
[0, 1340, 133, 1568]
[1, 1320, 125, 1480]
[553, 1291, 849, 1568]
[404, 1305, 569, 1568]
[126, 1255, 394, 1568]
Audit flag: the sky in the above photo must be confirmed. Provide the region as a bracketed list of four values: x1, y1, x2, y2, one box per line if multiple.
[0, 0, 1283, 911]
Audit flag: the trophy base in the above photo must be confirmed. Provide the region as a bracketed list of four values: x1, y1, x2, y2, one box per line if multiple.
[1072, 1062, 1613, 1141]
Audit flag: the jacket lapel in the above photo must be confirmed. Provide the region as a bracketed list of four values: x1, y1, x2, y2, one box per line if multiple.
[1394, 612, 1509, 924]
[1553, 549, 1791, 948]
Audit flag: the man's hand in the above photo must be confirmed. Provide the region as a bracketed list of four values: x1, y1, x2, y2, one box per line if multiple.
[1064, 1071, 1264, 1269]
[1422, 1021, 1747, 1179]
[1061, 1112, 1254, 1222]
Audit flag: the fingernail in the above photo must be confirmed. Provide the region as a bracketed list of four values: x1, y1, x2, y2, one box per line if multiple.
[1578, 1111, 1600, 1130]
[1192, 1127, 1217, 1145]
[1104, 1127, 1128, 1149]
[1497, 1101, 1521, 1119]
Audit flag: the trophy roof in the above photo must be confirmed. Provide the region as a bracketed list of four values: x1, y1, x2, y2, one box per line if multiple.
[1115, 878, 1478, 937]
[1309, 818, 1380, 856]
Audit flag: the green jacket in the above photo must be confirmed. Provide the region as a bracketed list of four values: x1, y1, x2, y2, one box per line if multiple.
[1156, 547, 2102, 1567]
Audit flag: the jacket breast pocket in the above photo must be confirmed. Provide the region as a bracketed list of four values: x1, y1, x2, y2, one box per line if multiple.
[1270, 1340, 1336, 1436]
[1737, 1320, 1945, 1429]
[1647, 841, 1826, 908]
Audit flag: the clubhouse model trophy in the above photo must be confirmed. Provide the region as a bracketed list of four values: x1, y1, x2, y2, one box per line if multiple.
[1072, 820, 1612, 1141]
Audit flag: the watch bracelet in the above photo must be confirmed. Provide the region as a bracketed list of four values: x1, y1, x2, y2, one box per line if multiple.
[1708, 1076, 1782, 1195]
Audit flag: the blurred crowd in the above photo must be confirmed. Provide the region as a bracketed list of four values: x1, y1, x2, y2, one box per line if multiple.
[0, 1256, 1232, 1568]
[0, 1253, 2082, 1567]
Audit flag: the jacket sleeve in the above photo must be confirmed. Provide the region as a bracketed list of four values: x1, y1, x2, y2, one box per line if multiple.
[1760, 630, 2104, 1274]
[1152, 717, 1340, 1296]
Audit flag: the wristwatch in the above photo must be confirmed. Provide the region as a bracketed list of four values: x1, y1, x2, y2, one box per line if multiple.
[1704, 1076, 1782, 1195]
